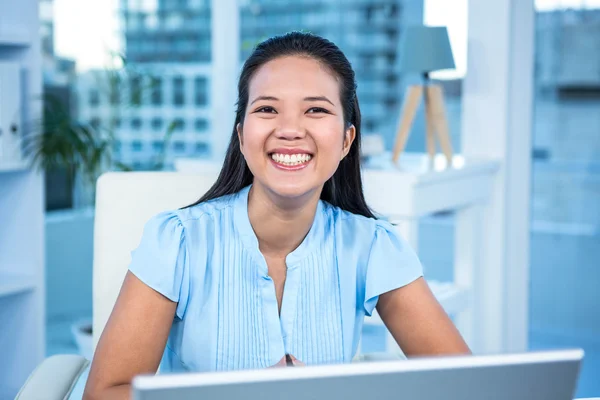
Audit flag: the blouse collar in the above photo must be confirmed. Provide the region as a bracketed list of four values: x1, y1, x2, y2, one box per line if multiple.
[233, 185, 325, 266]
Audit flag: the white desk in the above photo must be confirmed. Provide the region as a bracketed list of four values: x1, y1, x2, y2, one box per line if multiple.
[361, 153, 499, 354]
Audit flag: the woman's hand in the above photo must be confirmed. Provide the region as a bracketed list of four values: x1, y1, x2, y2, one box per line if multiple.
[269, 354, 305, 367]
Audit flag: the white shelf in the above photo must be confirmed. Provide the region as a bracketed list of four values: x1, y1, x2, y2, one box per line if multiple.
[0, 160, 29, 174]
[362, 153, 500, 218]
[0, 32, 30, 47]
[363, 280, 471, 326]
[0, 274, 37, 298]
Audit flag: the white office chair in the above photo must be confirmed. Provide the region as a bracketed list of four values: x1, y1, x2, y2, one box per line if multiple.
[17, 171, 218, 399]
[92, 171, 218, 350]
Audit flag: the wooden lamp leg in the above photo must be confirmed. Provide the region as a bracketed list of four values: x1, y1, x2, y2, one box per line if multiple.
[392, 85, 423, 164]
[428, 85, 454, 165]
[424, 87, 436, 162]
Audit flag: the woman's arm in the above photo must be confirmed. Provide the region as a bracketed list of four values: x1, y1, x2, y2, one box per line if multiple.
[83, 272, 177, 400]
[376, 277, 471, 357]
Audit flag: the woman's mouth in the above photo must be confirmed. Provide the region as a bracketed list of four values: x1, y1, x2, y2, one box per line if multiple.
[269, 152, 313, 169]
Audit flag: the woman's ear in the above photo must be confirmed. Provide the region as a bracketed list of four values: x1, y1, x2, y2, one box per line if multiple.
[341, 125, 356, 160]
[237, 123, 243, 149]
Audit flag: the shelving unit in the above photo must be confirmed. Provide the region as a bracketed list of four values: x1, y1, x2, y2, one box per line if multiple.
[0, 0, 44, 398]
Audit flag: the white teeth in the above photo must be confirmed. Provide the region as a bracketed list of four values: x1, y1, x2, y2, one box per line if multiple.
[270, 153, 312, 166]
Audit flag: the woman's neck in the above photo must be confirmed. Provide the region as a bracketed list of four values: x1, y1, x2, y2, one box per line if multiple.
[247, 183, 320, 258]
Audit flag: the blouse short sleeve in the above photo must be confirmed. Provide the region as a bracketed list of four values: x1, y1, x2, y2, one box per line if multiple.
[363, 222, 424, 316]
[128, 211, 190, 319]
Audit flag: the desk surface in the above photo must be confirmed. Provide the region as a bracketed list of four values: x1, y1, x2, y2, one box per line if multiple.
[363, 152, 499, 184]
[361, 153, 499, 218]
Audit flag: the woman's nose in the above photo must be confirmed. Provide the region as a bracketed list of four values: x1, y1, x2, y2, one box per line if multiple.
[275, 127, 305, 140]
[275, 116, 305, 140]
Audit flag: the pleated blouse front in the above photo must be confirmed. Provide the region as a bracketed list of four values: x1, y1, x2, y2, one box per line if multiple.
[128, 185, 423, 372]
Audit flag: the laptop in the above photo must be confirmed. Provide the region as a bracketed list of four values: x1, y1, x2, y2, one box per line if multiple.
[132, 349, 583, 400]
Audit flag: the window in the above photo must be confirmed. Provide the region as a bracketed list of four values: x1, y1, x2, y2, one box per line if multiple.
[151, 117, 163, 130]
[173, 141, 186, 152]
[110, 76, 121, 105]
[152, 141, 164, 152]
[173, 118, 185, 132]
[165, 13, 184, 30]
[112, 141, 122, 154]
[194, 118, 208, 132]
[195, 76, 208, 105]
[130, 76, 142, 106]
[173, 75, 185, 106]
[131, 140, 143, 151]
[195, 142, 209, 155]
[528, 4, 600, 396]
[131, 118, 142, 130]
[112, 117, 122, 128]
[151, 77, 162, 106]
[89, 89, 99, 106]
[89, 117, 101, 130]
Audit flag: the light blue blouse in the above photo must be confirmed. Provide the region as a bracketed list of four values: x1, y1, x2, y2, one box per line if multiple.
[129, 185, 423, 372]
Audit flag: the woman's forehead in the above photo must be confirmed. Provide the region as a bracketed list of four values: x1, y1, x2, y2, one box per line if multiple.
[248, 56, 341, 101]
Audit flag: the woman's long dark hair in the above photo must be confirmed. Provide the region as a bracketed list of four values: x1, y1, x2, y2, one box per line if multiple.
[187, 32, 375, 219]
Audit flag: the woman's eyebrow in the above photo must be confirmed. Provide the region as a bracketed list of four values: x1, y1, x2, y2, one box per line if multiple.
[250, 95, 279, 105]
[250, 95, 334, 106]
[304, 96, 334, 106]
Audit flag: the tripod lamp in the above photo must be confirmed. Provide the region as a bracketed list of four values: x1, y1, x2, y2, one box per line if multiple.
[392, 26, 456, 165]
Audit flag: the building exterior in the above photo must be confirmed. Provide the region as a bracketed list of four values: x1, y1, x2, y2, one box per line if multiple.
[77, 0, 212, 169]
[536, 8, 600, 93]
[77, 64, 212, 169]
[122, 0, 212, 64]
[531, 9, 600, 229]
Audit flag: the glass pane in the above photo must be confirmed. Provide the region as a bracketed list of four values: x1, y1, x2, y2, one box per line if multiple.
[530, 2, 600, 397]
[151, 77, 163, 106]
[195, 76, 208, 105]
[172, 75, 185, 106]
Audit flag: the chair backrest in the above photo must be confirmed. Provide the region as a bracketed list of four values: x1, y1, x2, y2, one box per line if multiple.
[92, 172, 218, 350]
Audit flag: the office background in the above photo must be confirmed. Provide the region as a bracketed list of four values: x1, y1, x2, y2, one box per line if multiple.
[1, 0, 599, 398]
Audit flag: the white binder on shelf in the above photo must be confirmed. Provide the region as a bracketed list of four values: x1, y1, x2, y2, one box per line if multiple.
[0, 62, 23, 168]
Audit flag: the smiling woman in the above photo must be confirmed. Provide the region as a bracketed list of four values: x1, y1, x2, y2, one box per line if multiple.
[82, 32, 469, 400]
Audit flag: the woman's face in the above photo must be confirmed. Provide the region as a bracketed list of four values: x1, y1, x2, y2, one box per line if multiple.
[239, 55, 355, 201]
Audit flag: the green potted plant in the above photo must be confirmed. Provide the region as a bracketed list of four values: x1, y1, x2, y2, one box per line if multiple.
[25, 54, 176, 208]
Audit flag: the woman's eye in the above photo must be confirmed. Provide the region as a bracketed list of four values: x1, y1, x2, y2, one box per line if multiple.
[255, 106, 276, 113]
[307, 107, 329, 114]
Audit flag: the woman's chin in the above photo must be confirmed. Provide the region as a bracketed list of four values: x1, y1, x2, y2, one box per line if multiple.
[264, 181, 320, 203]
